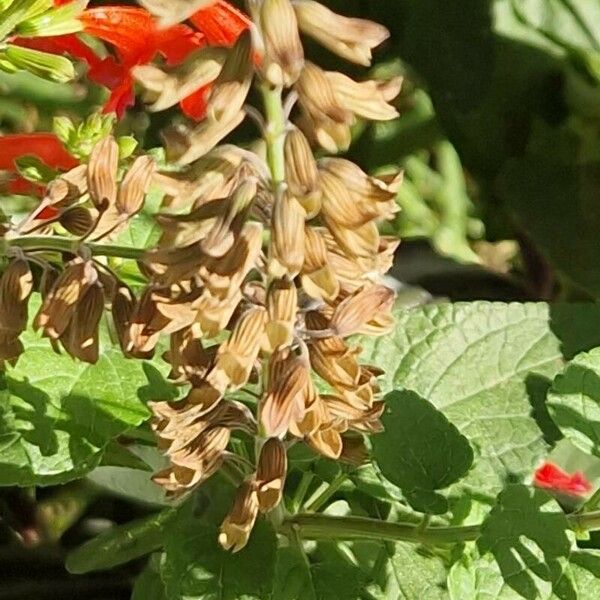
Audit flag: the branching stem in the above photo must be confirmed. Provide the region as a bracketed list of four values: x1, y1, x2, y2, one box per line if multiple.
[283, 510, 600, 545]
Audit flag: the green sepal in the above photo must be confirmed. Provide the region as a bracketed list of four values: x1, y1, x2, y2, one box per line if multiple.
[4, 44, 75, 82]
[15, 155, 59, 183]
[118, 135, 138, 160]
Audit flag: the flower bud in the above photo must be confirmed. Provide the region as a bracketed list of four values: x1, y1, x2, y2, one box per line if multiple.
[294, 0, 389, 66]
[259, 0, 304, 87]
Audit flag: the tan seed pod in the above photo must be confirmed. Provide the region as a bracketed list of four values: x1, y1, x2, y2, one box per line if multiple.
[259, 0, 304, 87]
[200, 179, 257, 258]
[34, 259, 98, 340]
[210, 305, 267, 390]
[206, 31, 253, 122]
[219, 480, 260, 552]
[87, 136, 118, 210]
[59, 206, 94, 236]
[0, 258, 33, 333]
[59, 282, 104, 363]
[112, 284, 134, 355]
[260, 350, 308, 437]
[133, 47, 227, 112]
[269, 194, 305, 278]
[162, 110, 246, 165]
[326, 72, 401, 121]
[331, 285, 394, 338]
[307, 424, 343, 459]
[116, 155, 156, 216]
[301, 226, 339, 302]
[294, 0, 389, 66]
[256, 438, 287, 512]
[264, 278, 297, 353]
[284, 127, 321, 217]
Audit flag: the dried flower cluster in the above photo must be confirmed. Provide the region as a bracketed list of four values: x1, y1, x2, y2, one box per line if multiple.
[0, 0, 402, 551]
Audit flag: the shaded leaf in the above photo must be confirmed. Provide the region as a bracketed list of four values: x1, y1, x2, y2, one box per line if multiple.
[66, 509, 175, 574]
[372, 390, 474, 514]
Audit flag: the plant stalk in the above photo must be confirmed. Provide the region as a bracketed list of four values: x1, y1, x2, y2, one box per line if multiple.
[283, 510, 600, 545]
[3, 235, 146, 260]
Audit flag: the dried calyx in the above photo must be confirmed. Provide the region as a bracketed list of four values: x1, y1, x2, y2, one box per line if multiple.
[0, 0, 402, 552]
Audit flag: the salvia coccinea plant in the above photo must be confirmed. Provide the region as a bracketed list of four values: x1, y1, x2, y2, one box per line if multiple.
[3, 1, 600, 598]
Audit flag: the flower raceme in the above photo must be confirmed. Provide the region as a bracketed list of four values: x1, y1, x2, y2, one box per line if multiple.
[0, 0, 403, 553]
[14, 1, 251, 118]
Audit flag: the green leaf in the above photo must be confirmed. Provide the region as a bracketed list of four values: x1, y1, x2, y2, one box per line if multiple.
[371, 541, 449, 600]
[477, 484, 574, 599]
[274, 542, 369, 600]
[547, 347, 600, 458]
[132, 554, 168, 600]
[372, 390, 473, 514]
[359, 302, 600, 497]
[0, 296, 174, 486]
[113, 186, 163, 250]
[66, 509, 174, 574]
[161, 501, 278, 600]
[448, 550, 600, 600]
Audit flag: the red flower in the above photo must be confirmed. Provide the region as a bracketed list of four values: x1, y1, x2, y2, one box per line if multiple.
[0, 133, 78, 171]
[0, 133, 78, 198]
[533, 461, 592, 497]
[13, 2, 251, 119]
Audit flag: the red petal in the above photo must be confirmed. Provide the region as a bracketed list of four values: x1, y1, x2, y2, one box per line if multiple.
[102, 76, 136, 118]
[35, 205, 60, 220]
[80, 7, 157, 65]
[6, 176, 44, 197]
[88, 55, 128, 89]
[0, 134, 78, 171]
[155, 24, 206, 65]
[189, 0, 250, 47]
[534, 462, 592, 496]
[179, 85, 211, 120]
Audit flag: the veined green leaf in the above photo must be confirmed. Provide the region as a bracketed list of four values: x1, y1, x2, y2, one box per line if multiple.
[359, 302, 600, 497]
[547, 347, 600, 458]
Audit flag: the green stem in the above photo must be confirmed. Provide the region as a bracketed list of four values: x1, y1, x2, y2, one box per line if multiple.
[283, 510, 600, 545]
[4, 235, 146, 260]
[260, 82, 286, 186]
[305, 473, 348, 512]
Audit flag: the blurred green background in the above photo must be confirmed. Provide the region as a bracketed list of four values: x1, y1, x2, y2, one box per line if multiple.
[2, 0, 600, 597]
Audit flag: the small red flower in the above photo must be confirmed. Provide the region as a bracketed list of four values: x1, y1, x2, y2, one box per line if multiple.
[0, 133, 78, 171]
[0, 133, 78, 198]
[533, 461, 592, 497]
[14, 2, 251, 119]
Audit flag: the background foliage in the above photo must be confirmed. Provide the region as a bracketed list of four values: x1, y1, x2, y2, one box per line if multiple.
[3, 0, 600, 599]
